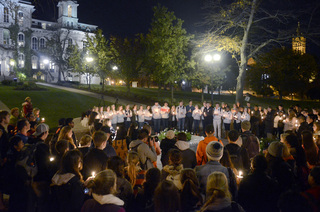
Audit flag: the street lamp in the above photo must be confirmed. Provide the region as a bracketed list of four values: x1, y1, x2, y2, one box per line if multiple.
[205, 53, 221, 104]
[85, 56, 93, 90]
[112, 66, 118, 70]
[86, 57, 93, 63]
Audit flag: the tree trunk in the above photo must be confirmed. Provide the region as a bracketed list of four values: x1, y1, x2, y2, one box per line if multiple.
[126, 80, 130, 94]
[279, 89, 282, 100]
[102, 78, 105, 93]
[201, 87, 204, 103]
[211, 85, 214, 104]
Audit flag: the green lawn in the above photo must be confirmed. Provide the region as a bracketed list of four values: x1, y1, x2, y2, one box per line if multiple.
[0, 85, 111, 128]
[78, 84, 320, 109]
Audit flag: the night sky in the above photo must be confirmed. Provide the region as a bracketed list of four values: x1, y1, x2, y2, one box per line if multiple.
[32, 0, 320, 57]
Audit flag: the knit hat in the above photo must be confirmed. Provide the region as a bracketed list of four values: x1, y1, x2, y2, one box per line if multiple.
[268, 141, 284, 158]
[33, 123, 49, 136]
[206, 141, 223, 161]
[166, 130, 175, 140]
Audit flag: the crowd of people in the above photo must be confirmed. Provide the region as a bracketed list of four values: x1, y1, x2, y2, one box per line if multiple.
[0, 96, 319, 212]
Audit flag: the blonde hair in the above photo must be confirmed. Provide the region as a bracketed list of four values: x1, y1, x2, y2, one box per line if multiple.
[80, 134, 92, 147]
[58, 126, 76, 148]
[200, 172, 231, 212]
[126, 151, 140, 186]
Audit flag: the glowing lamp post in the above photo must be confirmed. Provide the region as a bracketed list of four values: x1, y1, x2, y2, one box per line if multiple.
[85, 56, 93, 90]
[205, 53, 221, 104]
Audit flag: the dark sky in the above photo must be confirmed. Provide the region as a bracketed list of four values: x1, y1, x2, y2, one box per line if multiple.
[32, 0, 320, 57]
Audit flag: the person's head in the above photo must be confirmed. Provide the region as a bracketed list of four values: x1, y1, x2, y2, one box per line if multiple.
[205, 124, 214, 136]
[16, 118, 30, 132]
[168, 149, 182, 167]
[164, 102, 168, 107]
[206, 141, 224, 162]
[65, 118, 74, 128]
[33, 123, 49, 140]
[204, 172, 231, 208]
[87, 170, 117, 195]
[297, 115, 306, 124]
[115, 125, 127, 140]
[11, 107, 19, 118]
[251, 154, 268, 173]
[241, 120, 251, 132]
[166, 130, 175, 140]
[58, 118, 66, 126]
[105, 106, 110, 111]
[0, 110, 10, 125]
[301, 130, 318, 165]
[80, 134, 92, 147]
[306, 115, 314, 124]
[179, 101, 183, 106]
[171, 105, 175, 110]
[203, 101, 206, 106]
[143, 168, 161, 196]
[126, 104, 130, 110]
[227, 130, 239, 143]
[25, 97, 31, 103]
[220, 148, 234, 169]
[107, 156, 125, 178]
[55, 139, 69, 155]
[195, 105, 199, 110]
[92, 131, 108, 149]
[88, 111, 98, 126]
[308, 166, 320, 187]
[215, 103, 219, 108]
[313, 121, 320, 133]
[189, 100, 192, 105]
[138, 129, 149, 143]
[155, 102, 159, 106]
[154, 180, 180, 212]
[26, 113, 35, 122]
[9, 136, 24, 152]
[60, 149, 83, 180]
[33, 108, 40, 117]
[278, 191, 312, 212]
[29, 121, 37, 131]
[58, 126, 73, 141]
[139, 105, 144, 110]
[206, 102, 211, 107]
[142, 124, 152, 136]
[267, 141, 284, 158]
[111, 104, 115, 110]
[177, 132, 187, 141]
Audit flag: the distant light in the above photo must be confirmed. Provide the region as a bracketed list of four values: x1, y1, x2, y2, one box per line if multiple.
[111, 81, 114, 84]
[182, 80, 186, 85]
[119, 80, 123, 84]
[213, 54, 221, 61]
[86, 57, 93, 63]
[10, 60, 15, 66]
[204, 54, 212, 62]
[174, 81, 177, 83]
[43, 59, 49, 64]
[49, 157, 55, 162]
[112, 66, 118, 70]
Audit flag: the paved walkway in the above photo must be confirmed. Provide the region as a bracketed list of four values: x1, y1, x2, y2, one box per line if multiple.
[36, 82, 146, 107]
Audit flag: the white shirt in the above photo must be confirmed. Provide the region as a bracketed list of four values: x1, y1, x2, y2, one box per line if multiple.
[240, 112, 250, 122]
[192, 109, 201, 120]
[144, 109, 152, 121]
[160, 106, 170, 119]
[136, 110, 145, 122]
[213, 107, 222, 120]
[233, 112, 241, 124]
[176, 105, 186, 119]
[152, 105, 162, 119]
[222, 111, 232, 124]
[117, 111, 125, 123]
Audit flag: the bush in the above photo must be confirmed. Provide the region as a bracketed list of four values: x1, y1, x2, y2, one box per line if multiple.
[1, 80, 13, 86]
[15, 81, 47, 91]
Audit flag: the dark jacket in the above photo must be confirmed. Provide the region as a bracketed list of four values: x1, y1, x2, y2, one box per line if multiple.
[102, 144, 117, 157]
[240, 131, 260, 159]
[33, 138, 52, 182]
[160, 138, 177, 166]
[81, 199, 125, 212]
[78, 147, 90, 157]
[0, 124, 9, 159]
[174, 140, 197, 169]
[238, 171, 280, 212]
[50, 174, 85, 212]
[225, 143, 250, 172]
[264, 111, 274, 134]
[82, 148, 108, 179]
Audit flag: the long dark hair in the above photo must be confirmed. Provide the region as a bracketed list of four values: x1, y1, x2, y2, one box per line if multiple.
[301, 130, 319, 166]
[154, 180, 181, 212]
[180, 169, 203, 211]
[143, 168, 161, 197]
[59, 149, 83, 182]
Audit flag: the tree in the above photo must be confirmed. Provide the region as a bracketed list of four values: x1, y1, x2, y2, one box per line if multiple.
[248, 48, 318, 99]
[110, 35, 145, 94]
[85, 29, 112, 92]
[146, 4, 193, 103]
[200, 0, 297, 103]
[44, 28, 72, 82]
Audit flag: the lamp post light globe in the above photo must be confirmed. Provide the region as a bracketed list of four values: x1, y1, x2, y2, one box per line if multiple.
[213, 54, 221, 61]
[86, 57, 93, 63]
[112, 66, 118, 70]
[10, 60, 15, 66]
[43, 59, 49, 65]
[204, 54, 213, 62]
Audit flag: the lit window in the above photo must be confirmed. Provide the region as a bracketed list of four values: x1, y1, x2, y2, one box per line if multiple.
[18, 54, 25, 68]
[32, 37, 38, 50]
[42, 23, 46, 29]
[68, 5, 72, 17]
[18, 33, 24, 46]
[32, 56, 38, 69]
[4, 7, 9, 23]
[18, 12, 23, 25]
[3, 30, 10, 45]
[39, 38, 45, 49]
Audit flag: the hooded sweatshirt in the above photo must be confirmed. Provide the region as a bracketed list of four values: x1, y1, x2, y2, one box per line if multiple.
[175, 140, 197, 169]
[196, 136, 222, 165]
[129, 139, 157, 170]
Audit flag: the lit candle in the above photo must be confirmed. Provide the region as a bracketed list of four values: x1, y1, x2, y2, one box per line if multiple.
[237, 170, 243, 179]
[91, 171, 96, 178]
[49, 156, 55, 162]
[42, 117, 45, 122]
[251, 111, 254, 115]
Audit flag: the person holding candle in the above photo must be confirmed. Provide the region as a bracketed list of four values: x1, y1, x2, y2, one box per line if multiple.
[222, 106, 232, 139]
[186, 100, 195, 133]
[250, 106, 261, 137]
[201, 101, 207, 135]
[176, 100, 186, 132]
[152, 102, 162, 134]
[233, 107, 241, 132]
[169, 105, 177, 130]
[136, 105, 145, 129]
[124, 104, 132, 130]
[144, 106, 153, 127]
[161, 102, 170, 131]
[213, 103, 222, 140]
[264, 106, 275, 139]
[110, 105, 117, 130]
[192, 105, 201, 135]
[117, 105, 125, 128]
[203, 102, 213, 135]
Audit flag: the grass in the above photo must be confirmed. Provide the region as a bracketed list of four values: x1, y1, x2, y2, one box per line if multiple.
[77, 84, 320, 109]
[0, 85, 112, 128]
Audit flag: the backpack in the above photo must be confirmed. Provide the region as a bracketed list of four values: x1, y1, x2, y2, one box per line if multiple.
[15, 143, 39, 182]
[112, 139, 128, 161]
[241, 133, 259, 159]
[130, 143, 148, 170]
[229, 146, 244, 170]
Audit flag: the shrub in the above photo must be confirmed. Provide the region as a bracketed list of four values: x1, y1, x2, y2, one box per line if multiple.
[1, 80, 13, 86]
[15, 81, 47, 91]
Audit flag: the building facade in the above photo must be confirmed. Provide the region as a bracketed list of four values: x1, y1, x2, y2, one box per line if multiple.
[0, 0, 100, 84]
